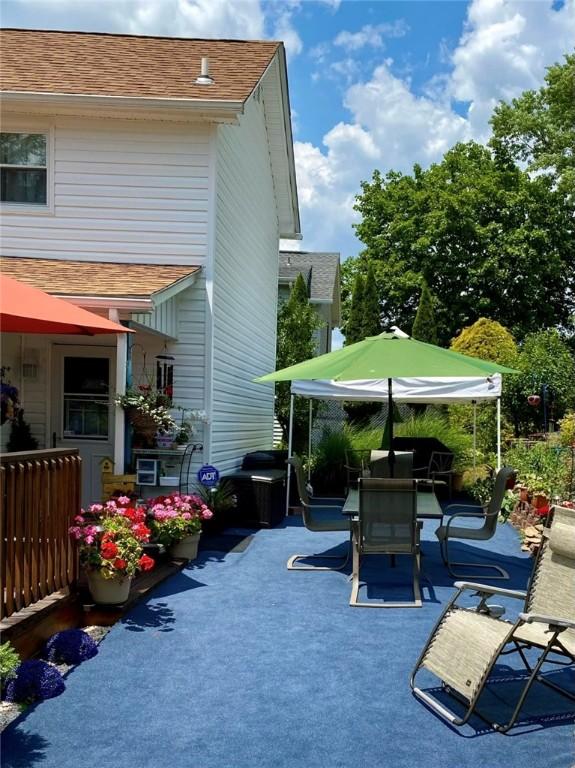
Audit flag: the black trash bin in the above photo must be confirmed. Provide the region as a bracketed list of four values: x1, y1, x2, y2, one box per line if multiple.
[226, 468, 286, 528]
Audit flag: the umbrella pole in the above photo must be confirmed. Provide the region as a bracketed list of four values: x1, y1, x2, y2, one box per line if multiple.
[388, 377, 395, 478]
[286, 393, 295, 515]
[308, 399, 312, 481]
[496, 397, 502, 471]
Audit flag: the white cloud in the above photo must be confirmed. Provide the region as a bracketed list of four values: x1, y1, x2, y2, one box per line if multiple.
[334, 20, 409, 51]
[3, 0, 266, 39]
[272, 7, 303, 57]
[294, 0, 575, 256]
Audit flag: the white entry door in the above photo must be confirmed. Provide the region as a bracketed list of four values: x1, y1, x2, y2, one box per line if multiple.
[52, 346, 116, 508]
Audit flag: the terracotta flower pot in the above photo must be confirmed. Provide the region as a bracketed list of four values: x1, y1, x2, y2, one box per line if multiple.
[170, 533, 200, 561]
[87, 570, 132, 605]
[533, 493, 548, 509]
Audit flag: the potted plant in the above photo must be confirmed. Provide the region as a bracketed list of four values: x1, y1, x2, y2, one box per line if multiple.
[148, 493, 213, 561]
[115, 386, 177, 448]
[70, 497, 155, 604]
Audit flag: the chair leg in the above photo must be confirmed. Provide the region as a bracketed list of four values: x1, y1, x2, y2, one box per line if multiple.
[442, 538, 509, 580]
[350, 551, 423, 608]
[287, 531, 351, 571]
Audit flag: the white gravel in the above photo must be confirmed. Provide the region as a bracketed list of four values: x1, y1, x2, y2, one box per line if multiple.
[1, 625, 112, 732]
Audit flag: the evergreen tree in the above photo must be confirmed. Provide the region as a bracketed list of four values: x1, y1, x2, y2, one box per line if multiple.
[344, 273, 365, 345]
[361, 263, 381, 338]
[7, 410, 38, 452]
[275, 274, 322, 447]
[411, 281, 438, 345]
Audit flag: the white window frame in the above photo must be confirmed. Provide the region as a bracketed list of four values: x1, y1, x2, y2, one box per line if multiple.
[0, 126, 55, 215]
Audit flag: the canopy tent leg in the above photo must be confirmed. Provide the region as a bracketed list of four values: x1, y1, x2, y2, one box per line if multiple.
[286, 393, 295, 515]
[308, 399, 313, 481]
[472, 400, 477, 476]
[388, 377, 395, 477]
[496, 397, 502, 471]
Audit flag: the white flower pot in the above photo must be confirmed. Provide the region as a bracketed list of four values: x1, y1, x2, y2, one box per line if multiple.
[170, 533, 200, 561]
[87, 570, 132, 605]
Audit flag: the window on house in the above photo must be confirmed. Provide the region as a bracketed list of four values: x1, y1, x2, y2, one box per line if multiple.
[0, 132, 48, 205]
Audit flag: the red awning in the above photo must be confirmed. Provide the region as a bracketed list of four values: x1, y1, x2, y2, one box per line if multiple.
[0, 274, 133, 335]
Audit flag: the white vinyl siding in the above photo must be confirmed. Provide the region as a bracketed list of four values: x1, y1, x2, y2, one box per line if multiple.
[1, 117, 210, 266]
[210, 94, 279, 473]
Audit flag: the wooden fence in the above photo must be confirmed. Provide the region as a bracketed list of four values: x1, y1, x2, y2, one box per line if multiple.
[0, 448, 82, 620]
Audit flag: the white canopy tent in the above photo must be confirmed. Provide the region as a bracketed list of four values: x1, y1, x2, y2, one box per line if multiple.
[286, 375, 503, 511]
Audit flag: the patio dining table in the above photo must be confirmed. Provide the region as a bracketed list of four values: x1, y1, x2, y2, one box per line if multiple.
[342, 488, 443, 521]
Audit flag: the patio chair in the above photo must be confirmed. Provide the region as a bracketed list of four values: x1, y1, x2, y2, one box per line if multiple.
[350, 478, 421, 608]
[411, 505, 575, 732]
[287, 456, 350, 571]
[435, 466, 515, 580]
[414, 451, 456, 496]
[344, 449, 371, 490]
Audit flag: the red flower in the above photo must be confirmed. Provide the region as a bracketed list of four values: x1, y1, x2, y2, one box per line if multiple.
[535, 505, 550, 517]
[101, 541, 118, 559]
[131, 522, 151, 541]
[139, 554, 155, 572]
[114, 558, 127, 570]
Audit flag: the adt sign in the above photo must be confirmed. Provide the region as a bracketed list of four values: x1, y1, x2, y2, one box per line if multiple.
[197, 464, 219, 487]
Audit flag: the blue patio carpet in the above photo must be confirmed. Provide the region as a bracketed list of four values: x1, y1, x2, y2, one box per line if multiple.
[2, 512, 574, 768]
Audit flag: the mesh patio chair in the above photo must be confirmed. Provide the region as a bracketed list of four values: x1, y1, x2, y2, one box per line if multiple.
[411, 504, 575, 732]
[287, 456, 350, 571]
[435, 466, 515, 580]
[414, 451, 456, 496]
[350, 478, 422, 608]
[370, 450, 414, 479]
[344, 449, 372, 490]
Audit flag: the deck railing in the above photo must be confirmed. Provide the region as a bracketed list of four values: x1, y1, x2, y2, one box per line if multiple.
[0, 448, 82, 620]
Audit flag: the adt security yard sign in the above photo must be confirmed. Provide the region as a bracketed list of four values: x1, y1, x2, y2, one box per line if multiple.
[198, 464, 219, 487]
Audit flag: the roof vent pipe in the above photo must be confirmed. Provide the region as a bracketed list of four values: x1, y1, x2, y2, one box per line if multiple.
[195, 57, 214, 85]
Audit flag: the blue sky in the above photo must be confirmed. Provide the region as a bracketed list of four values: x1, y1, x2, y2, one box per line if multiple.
[3, 0, 574, 267]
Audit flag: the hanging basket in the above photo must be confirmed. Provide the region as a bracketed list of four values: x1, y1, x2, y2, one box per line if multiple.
[126, 407, 158, 447]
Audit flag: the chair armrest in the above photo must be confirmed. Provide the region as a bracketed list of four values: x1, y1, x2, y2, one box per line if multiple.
[454, 581, 528, 600]
[519, 613, 575, 631]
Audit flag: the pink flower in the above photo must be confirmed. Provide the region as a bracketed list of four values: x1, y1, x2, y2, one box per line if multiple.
[74, 515, 85, 523]
[69, 526, 81, 539]
[201, 509, 213, 520]
[181, 512, 192, 520]
[84, 535, 95, 544]
[89, 503, 103, 513]
[117, 496, 131, 505]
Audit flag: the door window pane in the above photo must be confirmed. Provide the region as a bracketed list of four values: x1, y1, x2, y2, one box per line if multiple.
[0, 132, 48, 205]
[63, 357, 110, 440]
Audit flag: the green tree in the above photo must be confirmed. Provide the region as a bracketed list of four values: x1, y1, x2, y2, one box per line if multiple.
[352, 141, 573, 343]
[490, 53, 575, 200]
[344, 272, 365, 345]
[449, 319, 519, 455]
[411, 281, 438, 345]
[451, 318, 518, 366]
[361, 263, 382, 338]
[275, 274, 322, 446]
[506, 329, 575, 436]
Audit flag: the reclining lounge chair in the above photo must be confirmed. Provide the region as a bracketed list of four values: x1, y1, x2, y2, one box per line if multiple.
[411, 505, 575, 732]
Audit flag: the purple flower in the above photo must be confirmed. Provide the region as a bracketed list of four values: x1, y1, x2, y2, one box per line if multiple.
[44, 630, 98, 665]
[4, 660, 65, 703]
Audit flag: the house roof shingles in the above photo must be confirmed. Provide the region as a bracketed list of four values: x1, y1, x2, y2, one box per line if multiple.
[0, 257, 199, 299]
[279, 251, 340, 304]
[0, 29, 280, 103]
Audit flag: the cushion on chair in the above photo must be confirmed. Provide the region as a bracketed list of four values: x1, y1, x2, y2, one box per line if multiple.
[548, 520, 575, 560]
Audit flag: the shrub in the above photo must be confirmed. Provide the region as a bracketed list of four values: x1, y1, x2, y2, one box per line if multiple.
[0, 641, 20, 689]
[44, 630, 98, 666]
[504, 441, 571, 498]
[393, 411, 474, 472]
[310, 427, 353, 493]
[4, 660, 65, 703]
[559, 411, 575, 447]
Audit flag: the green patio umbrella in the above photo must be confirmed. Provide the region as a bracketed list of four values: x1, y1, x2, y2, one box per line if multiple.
[257, 332, 519, 476]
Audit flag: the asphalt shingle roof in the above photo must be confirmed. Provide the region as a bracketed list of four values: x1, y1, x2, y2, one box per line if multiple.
[279, 251, 340, 304]
[0, 257, 199, 299]
[0, 29, 280, 103]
